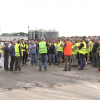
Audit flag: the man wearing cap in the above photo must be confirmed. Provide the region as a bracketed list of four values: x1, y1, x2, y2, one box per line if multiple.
[9, 41, 16, 71]
[14, 40, 23, 72]
[4, 42, 9, 70]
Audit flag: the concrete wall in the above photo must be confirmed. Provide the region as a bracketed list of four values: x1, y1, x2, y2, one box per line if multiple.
[0, 36, 28, 41]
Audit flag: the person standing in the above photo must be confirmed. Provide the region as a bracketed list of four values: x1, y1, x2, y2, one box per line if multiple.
[48, 42, 55, 65]
[57, 37, 64, 68]
[15, 40, 23, 72]
[21, 39, 26, 65]
[29, 41, 37, 65]
[38, 37, 48, 71]
[75, 39, 81, 66]
[0, 43, 2, 68]
[78, 37, 86, 70]
[55, 40, 59, 65]
[24, 41, 28, 65]
[9, 41, 16, 71]
[71, 41, 77, 67]
[92, 38, 99, 68]
[35, 41, 39, 63]
[4, 42, 9, 70]
[63, 38, 72, 71]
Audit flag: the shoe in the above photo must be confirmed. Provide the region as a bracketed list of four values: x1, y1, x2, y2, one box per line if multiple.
[54, 63, 55, 65]
[0, 66, 2, 68]
[95, 66, 99, 68]
[96, 70, 100, 72]
[92, 65, 96, 67]
[49, 64, 51, 65]
[39, 69, 41, 71]
[78, 68, 83, 70]
[86, 62, 87, 64]
[18, 71, 22, 72]
[44, 69, 47, 71]
[68, 69, 71, 71]
[25, 64, 27, 66]
[62, 69, 67, 71]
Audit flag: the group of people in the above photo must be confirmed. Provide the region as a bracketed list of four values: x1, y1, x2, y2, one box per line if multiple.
[0, 36, 100, 72]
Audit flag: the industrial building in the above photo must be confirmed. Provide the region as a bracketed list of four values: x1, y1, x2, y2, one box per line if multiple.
[0, 32, 28, 42]
[28, 29, 59, 40]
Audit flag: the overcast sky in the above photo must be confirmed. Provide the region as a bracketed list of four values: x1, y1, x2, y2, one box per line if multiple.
[0, 0, 100, 36]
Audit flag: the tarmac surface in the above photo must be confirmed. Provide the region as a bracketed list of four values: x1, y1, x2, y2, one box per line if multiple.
[0, 56, 100, 100]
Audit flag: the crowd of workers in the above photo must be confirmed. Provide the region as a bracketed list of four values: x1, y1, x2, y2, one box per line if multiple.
[0, 36, 100, 72]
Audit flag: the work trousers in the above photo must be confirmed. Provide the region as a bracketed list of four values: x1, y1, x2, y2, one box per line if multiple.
[10, 56, 15, 70]
[31, 53, 37, 65]
[25, 53, 28, 64]
[85, 53, 88, 62]
[99, 58, 100, 71]
[4, 56, 9, 70]
[79, 54, 85, 69]
[92, 52, 98, 66]
[39, 54, 47, 70]
[72, 55, 77, 66]
[49, 54, 55, 64]
[77, 52, 80, 65]
[15, 57, 22, 71]
[22, 51, 25, 64]
[64, 55, 71, 70]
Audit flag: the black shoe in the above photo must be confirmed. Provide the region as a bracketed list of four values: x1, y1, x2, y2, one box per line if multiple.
[62, 69, 67, 71]
[57, 64, 59, 65]
[68, 69, 71, 71]
[54, 63, 55, 65]
[39, 69, 41, 71]
[49, 63, 51, 65]
[92, 65, 96, 67]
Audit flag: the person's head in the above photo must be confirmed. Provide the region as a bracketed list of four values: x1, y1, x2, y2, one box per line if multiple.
[58, 37, 61, 42]
[49, 39, 52, 43]
[94, 38, 98, 43]
[81, 37, 85, 42]
[72, 41, 75, 45]
[66, 38, 70, 41]
[21, 39, 24, 43]
[56, 40, 58, 44]
[5, 42, 9, 46]
[13, 39, 16, 43]
[35, 41, 38, 44]
[31, 40, 34, 44]
[63, 39, 66, 43]
[17, 40, 21, 44]
[41, 37, 45, 41]
[12, 41, 16, 45]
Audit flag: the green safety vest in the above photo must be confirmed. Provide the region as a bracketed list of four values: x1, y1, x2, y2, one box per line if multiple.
[57, 41, 63, 51]
[39, 41, 47, 54]
[75, 42, 80, 52]
[21, 43, 25, 52]
[99, 50, 100, 56]
[79, 42, 86, 55]
[72, 45, 77, 55]
[85, 48, 89, 54]
[15, 44, 23, 57]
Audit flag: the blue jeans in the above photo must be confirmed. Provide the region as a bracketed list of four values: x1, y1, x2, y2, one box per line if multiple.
[79, 54, 85, 69]
[99, 58, 100, 71]
[56, 54, 59, 64]
[31, 53, 37, 65]
[49, 54, 55, 64]
[4, 56, 9, 70]
[39, 54, 47, 70]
